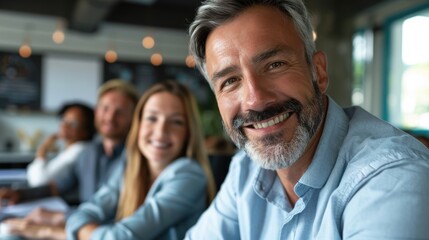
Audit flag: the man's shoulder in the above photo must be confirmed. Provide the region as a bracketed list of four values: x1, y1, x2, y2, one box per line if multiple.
[341, 105, 427, 162]
[335, 111, 429, 197]
[331, 105, 429, 191]
[77, 139, 99, 153]
[340, 139, 429, 186]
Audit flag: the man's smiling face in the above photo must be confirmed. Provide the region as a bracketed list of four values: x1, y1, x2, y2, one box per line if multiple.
[205, 5, 328, 169]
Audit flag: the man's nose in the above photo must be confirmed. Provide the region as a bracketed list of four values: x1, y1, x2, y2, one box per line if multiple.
[242, 74, 276, 111]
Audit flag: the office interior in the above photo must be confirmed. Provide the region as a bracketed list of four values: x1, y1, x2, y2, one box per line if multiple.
[0, 0, 428, 169]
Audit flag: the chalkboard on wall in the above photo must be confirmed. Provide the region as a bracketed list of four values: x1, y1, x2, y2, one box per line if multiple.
[0, 52, 42, 110]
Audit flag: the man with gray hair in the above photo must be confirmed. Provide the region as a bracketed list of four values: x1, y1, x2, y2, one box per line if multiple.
[186, 0, 429, 239]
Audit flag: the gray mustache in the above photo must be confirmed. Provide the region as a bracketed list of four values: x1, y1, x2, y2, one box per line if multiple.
[232, 99, 302, 129]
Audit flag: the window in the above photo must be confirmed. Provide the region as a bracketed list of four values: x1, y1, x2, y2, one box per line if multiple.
[386, 8, 429, 132]
[353, 2, 429, 136]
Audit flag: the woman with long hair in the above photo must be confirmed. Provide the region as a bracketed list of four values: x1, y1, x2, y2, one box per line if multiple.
[66, 80, 216, 240]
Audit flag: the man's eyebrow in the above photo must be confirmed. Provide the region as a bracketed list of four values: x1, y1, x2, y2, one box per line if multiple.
[211, 65, 239, 83]
[252, 47, 284, 64]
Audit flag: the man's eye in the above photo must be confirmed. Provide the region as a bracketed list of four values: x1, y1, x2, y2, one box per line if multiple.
[268, 62, 285, 69]
[221, 77, 238, 89]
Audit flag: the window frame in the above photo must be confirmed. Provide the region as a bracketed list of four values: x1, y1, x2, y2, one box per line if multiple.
[382, 2, 429, 137]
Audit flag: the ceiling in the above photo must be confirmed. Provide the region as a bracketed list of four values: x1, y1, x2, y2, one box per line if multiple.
[0, 0, 390, 34]
[0, 0, 202, 33]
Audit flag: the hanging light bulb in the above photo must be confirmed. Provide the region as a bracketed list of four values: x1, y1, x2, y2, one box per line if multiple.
[53, 30, 65, 44]
[52, 30, 65, 44]
[142, 36, 155, 49]
[19, 24, 33, 58]
[151, 53, 162, 66]
[185, 55, 196, 68]
[52, 20, 65, 44]
[105, 49, 118, 63]
[19, 43, 32, 58]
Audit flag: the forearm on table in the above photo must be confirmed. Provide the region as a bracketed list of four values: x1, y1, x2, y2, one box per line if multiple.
[4, 218, 66, 240]
[77, 223, 99, 240]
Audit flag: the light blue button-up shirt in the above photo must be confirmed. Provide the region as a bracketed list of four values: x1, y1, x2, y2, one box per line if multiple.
[186, 98, 429, 240]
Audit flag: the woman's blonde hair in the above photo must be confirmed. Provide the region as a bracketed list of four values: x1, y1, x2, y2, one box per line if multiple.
[116, 80, 216, 219]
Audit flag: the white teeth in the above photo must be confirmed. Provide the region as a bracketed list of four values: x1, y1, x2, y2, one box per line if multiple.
[253, 112, 291, 129]
[152, 141, 169, 148]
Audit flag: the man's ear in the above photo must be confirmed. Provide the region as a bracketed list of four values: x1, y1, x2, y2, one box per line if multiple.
[312, 51, 329, 94]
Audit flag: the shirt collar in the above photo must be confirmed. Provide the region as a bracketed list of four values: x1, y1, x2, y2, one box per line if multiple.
[298, 97, 349, 189]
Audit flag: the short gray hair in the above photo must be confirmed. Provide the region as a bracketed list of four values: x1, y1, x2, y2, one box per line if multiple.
[189, 0, 316, 81]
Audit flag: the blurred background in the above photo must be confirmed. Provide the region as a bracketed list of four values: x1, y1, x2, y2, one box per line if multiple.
[0, 0, 428, 160]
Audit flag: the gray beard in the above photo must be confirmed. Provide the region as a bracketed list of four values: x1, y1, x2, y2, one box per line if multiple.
[244, 124, 310, 170]
[224, 91, 323, 170]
